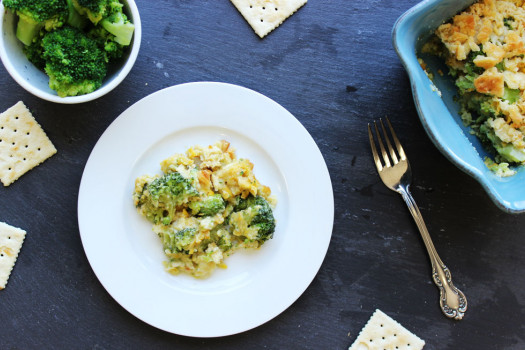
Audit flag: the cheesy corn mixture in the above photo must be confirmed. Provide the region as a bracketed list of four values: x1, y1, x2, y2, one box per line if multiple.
[426, 0, 525, 175]
[133, 140, 276, 278]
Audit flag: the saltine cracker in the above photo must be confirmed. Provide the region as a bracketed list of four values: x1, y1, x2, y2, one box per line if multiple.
[230, 0, 307, 38]
[0, 101, 57, 186]
[0, 222, 26, 290]
[349, 309, 425, 350]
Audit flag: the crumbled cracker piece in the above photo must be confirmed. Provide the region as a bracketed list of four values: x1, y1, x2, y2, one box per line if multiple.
[230, 0, 307, 38]
[0, 101, 57, 186]
[349, 309, 425, 350]
[0, 222, 26, 290]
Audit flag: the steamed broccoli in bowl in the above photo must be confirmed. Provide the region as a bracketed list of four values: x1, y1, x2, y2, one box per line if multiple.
[3, 0, 135, 97]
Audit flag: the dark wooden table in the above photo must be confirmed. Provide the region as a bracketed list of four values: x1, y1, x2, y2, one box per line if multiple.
[1, 1, 525, 349]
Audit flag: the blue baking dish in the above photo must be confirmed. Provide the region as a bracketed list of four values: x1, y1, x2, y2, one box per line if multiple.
[392, 0, 525, 213]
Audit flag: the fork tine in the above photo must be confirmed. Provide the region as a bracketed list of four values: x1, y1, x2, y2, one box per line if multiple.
[385, 117, 406, 160]
[373, 121, 391, 168]
[368, 123, 383, 171]
[380, 119, 399, 164]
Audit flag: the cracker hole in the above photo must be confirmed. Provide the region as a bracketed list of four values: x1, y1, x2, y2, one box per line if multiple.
[369, 339, 373, 342]
[23, 158, 26, 161]
[262, 6, 265, 9]
[260, 19, 263, 22]
[275, 7, 278, 10]
[26, 132, 30, 135]
[14, 129, 17, 132]
[249, 5, 252, 8]
[11, 142, 15, 145]
[0, 254, 3, 257]
[25, 145, 28, 148]
[37, 148, 41, 151]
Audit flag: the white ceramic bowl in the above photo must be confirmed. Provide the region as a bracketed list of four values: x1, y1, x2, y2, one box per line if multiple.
[0, 0, 141, 104]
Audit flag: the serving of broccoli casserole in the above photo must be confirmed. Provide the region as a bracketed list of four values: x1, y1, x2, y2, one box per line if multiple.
[133, 140, 276, 278]
[425, 0, 525, 176]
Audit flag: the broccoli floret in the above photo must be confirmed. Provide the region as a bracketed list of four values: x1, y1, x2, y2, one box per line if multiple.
[455, 75, 476, 94]
[216, 230, 233, 252]
[23, 34, 46, 69]
[464, 49, 485, 75]
[100, 11, 134, 45]
[233, 196, 250, 211]
[161, 228, 197, 253]
[41, 26, 107, 97]
[504, 16, 515, 30]
[231, 195, 276, 242]
[72, 0, 123, 24]
[3, 0, 68, 45]
[460, 93, 498, 121]
[202, 227, 233, 253]
[136, 172, 199, 225]
[188, 194, 226, 217]
[249, 197, 276, 241]
[87, 26, 125, 62]
[503, 87, 521, 104]
[72, 0, 134, 45]
[66, 0, 88, 29]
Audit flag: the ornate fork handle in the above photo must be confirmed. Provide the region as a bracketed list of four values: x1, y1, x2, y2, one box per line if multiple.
[398, 185, 467, 320]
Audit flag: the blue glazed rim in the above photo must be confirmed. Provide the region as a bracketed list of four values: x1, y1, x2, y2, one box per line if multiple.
[392, 0, 525, 214]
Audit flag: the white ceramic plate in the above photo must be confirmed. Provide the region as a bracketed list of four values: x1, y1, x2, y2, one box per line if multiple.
[77, 82, 334, 337]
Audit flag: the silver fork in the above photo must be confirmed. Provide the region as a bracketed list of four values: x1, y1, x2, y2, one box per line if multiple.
[368, 118, 467, 320]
